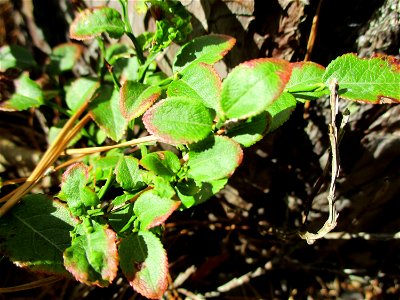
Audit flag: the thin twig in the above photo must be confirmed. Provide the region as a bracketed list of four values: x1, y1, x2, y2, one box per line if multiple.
[63, 135, 158, 155]
[299, 78, 340, 244]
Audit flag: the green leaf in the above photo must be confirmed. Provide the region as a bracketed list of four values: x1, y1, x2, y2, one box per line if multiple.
[167, 63, 222, 112]
[108, 202, 135, 233]
[266, 92, 297, 132]
[119, 231, 168, 299]
[226, 112, 271, 147]
[322, 54, 400, 103]
[115, 156, 146, 191]
[120, 81, 161, 120]
[221, 58, 292, 119]
[0, 74, 44, 111]
[92, 155, 120, 181]
[176, 178, 227, 208]
[63, 220, 118, 287]
[0, 194, 76, 275]
[47, 43, 82, 74]
[90, 83, 128, 142]
[65, 77, 99, 113]
[187, 136, 243, 181]
[70, 7, 125, 40]
[285, 61, 327, 101]
[58, 163, 99, 217]
[0, 45, 37, 71]
[143, 96, 214, 145]
[140, 151, 181, 181]
[134, 190, 180, 230]
[173, 34, 236, 73]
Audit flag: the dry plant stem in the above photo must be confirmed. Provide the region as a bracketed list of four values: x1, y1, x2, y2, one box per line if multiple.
[0, 102, 89, 217]
[0, 276, 61, 293]
[299, 78, 340, 244]
[304, 0, 323, 61]
[63, 135, 158, 155]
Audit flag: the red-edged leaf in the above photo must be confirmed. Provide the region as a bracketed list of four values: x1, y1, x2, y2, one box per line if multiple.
[120, 81, 161, 120]
[220, 58, 292, 120]
[322, 53, 400, 103]
[63, 221, 118, 287]
[167, 63, 222, 112]
[173, 34, 236, 73]
[58, 163, 99, 217]
[134, 190, 180, 230]
[119, 231, 168, 299]
[89, 83, 128, 142]
[0, 194, 77, 275]
[143, 97, 214, 145]
[70, 7, 125, 40]
[187, 136, 243, 181]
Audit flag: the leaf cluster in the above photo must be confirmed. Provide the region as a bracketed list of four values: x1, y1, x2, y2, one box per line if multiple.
[0, 1, 399, 299]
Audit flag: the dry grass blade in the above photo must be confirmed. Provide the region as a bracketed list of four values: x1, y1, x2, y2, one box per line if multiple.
[0, 276, 61, 293]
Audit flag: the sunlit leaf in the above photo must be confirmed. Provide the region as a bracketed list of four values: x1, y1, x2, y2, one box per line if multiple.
[0, 74, 44, 111]
[134, 190, 180, 230]
[120, 81, 161, 120]
[173, 34, 236, 72]
[58, 163, 99, 217]
[119, 231, 168, 299]
[143, 96, 214, 145]
[167, 63, 221, 112]
[70, 7, 125, 40]
[221, 58, 292, 119]
[323, 54, 400, 103]
[187, 136, 243, 181]
[63, 220, 118, 287]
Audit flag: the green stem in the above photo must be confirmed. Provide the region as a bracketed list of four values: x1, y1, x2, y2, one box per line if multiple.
[118, 0, 145, 64]
[96, 37, 107, 81]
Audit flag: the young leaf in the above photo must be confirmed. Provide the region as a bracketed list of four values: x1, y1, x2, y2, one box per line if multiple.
[65, 77, 99, 113]
[285, 61, 327, 101]
[173, 34, 236, 73]
[115, 156, 146, 191]
[134, 190, 180, 230]
[90, 83, 128, 142]
[322, 54, 400, 103]
[143, 96, 214, 145]
[0, 194, 77, 275]
[220, 58, 292, 119]
[58, 163, 99, 217]
[140, 151, 181, 181]
[119, 231, 168, 299]
[63, 220, 118, 287]
[187, 136, 243, 182]
[226, 112, 271, 147]
[47, 43, 82, 74]
[120, 81, 161, 120]
[0, 74, 44, 111]
[167, 63, 222, 112]
[0, 45, 37, 71]
[266, 92, 297, 132]
[176, 178, 228, 208]
[70, 7, 125, 40]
